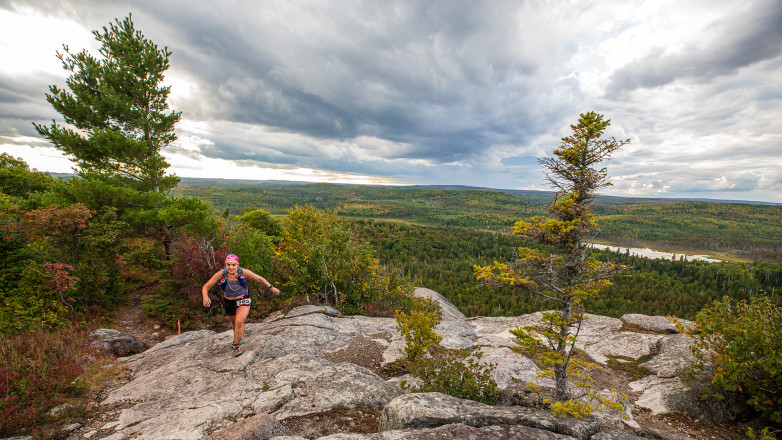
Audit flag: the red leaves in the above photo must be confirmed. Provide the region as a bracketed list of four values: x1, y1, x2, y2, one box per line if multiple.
[3, 203, 92, 243]
[42, 262, 78, 293]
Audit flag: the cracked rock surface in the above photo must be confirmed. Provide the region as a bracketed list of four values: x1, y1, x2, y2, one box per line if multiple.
[89, 300, 718, 440]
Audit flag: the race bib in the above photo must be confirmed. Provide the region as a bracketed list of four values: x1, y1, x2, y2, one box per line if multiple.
[236, 298, 251, 307]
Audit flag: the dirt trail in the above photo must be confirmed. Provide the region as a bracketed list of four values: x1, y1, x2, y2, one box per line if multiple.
[112, 281, 176, 347]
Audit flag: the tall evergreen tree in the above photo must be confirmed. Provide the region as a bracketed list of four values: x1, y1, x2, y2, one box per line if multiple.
[476, 112, 629, 404]
[34, 14, 180, 194]
[34, 15, 216, 256]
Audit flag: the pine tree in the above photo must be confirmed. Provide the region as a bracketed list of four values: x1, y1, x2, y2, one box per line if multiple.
[476, 112, 630, 404]
[34, 15, 216, 256]
[34, 14, 180, 194]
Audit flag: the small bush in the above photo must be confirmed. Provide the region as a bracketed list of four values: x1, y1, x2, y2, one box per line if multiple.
[403, 347, 499, 404]
[276, 205, 411, 315]
[395, 297, 442, 361]
[396, 298, 498, 404]
[679, 295, 782, 424]
[747, 427, 779, 440]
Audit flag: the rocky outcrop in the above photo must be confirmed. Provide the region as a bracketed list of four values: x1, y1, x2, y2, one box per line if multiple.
[412, 287, 466, 321]
[302, 423, 579, 439]
[89, 328, 147, 357]
[581, 332, 663, 364]
[100, 310, 402, 439]
[82, 299, 723, 440]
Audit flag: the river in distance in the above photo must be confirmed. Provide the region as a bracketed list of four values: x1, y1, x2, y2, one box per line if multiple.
[588, 243, 721, 263]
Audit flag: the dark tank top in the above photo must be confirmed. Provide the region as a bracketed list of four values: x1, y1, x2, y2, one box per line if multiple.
[223, 279, 248, 299]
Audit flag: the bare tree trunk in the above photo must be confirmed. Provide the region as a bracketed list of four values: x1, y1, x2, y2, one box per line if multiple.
[555, 301, 573, 402]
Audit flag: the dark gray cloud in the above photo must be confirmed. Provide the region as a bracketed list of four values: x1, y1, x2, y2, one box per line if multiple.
[2, 0, 781, 202]
[121, 1, 555, 164]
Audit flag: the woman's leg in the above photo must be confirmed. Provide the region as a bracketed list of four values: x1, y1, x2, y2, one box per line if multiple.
[233, 305, 250, 346]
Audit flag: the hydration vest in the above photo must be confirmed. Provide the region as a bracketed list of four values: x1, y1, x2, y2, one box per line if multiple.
[219, 267, 247, 291]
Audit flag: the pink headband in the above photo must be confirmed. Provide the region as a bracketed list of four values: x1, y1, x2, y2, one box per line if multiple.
[225, 254, 239, 264]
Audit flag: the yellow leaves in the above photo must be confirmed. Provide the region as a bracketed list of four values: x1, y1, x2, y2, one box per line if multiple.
[550, 400, 594, 419]
[474, 262, 534, 288]
[536, 370, 555, 379]
[395, 300, 443, 361]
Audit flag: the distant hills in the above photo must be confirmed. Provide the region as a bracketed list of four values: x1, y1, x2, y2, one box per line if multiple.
[48, 173, 779, 206]
[174, 176, 779, 206]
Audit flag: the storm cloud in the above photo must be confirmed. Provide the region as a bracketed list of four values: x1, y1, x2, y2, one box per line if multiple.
[1, 0, 781, 202]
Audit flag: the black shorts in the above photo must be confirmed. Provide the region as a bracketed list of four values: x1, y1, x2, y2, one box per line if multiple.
[222, 295, 251, 316]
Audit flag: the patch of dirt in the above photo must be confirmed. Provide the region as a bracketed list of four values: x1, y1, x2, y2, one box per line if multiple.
[632, 409, 750, 440]
[322, 334, 395, 378]
[280, 405, 381, 438]
[113, 281, 177, 347]
[590, 360, 640, 399]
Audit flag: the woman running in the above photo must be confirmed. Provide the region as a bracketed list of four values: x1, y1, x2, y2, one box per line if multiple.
[202, 254, 280, 356]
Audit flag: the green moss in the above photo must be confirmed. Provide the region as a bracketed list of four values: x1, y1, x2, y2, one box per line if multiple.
[606, 354, 653, 381]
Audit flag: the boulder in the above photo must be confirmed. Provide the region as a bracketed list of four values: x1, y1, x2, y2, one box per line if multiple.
[591, 430, 650, 440]
[380, 393, 602, 440]
[478, 346, 553, 389]
[639, 334, 696, 378]
[49, 403, 75, 417]
[629, 375, 684, 415]
[89, 328, 147, 357]
[281, 305, 343, 319]
[469, 314, 545, 349]
[581, 332, 663, 364]
[628, 373, 748, 423]
[620, 314, 680, 334]
[434, 320, 475, 350]
[573, 315, 624, 348]
[634, 427, 695, 440]
[203, 413, 288, 440]
[413, 287, 466, 321]
[318, 423, 578, 439]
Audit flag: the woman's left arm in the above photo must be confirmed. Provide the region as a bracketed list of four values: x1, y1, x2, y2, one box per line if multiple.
[244, 269, 281, 296]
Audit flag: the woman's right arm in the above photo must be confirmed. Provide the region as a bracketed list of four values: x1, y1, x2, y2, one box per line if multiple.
[202, 271, 222, 307]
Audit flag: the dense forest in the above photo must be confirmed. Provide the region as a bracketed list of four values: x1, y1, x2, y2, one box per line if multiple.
[170, 181, 782, 319]
[346, 219, 782, 320]
[175, 181, 782, 262]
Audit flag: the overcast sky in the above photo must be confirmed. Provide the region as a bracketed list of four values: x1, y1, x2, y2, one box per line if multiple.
[1, 1, 781, 203]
